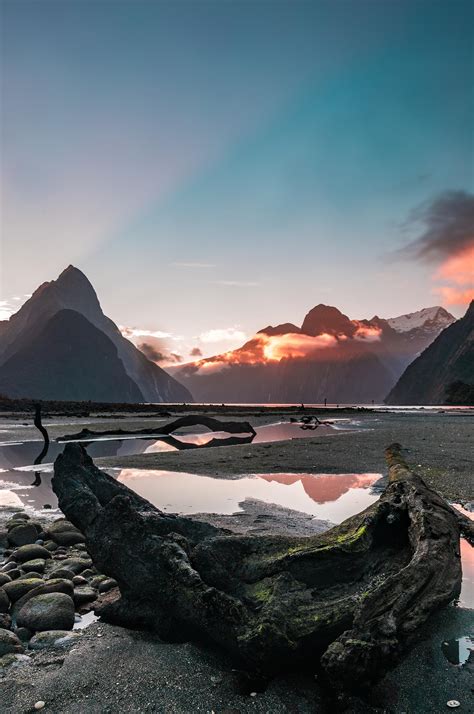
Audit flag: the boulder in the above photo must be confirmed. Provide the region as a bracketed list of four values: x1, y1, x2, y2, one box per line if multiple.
[46, 567, 75, 581]
[73, 587, 97, 606]
[98, 578, 117, 594]
[29, 630, 81, 650]
[22, 559, 46, 574]
[0, 574, 12, 586]
[16, 593, 75, 632]
[13, 579, 74, 616]
[0, 628, 23, 656]
[11, 544, 52, 563]
[3, 578, 44, 602]
[45, 520, 85, 546]
[7, 523, 38, 547]
[0, 614, 12, 630]
[0, 589, 9, 613]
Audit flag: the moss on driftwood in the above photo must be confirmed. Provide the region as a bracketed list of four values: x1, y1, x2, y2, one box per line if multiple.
[52, 442, 463, 690]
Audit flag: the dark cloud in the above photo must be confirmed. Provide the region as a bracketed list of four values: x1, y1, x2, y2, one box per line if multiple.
[398, 190, 474, 263]
[138, 342, 166, 363]
[170, 352, 183, 363]
[190, 347, 203, 357]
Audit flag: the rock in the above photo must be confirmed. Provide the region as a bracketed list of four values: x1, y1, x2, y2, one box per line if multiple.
[73, 587, 97, 606]
[11, 512, 29, 521]
[0, 588, 9, 612]
[53, 557, 92, 574]
[1, 562, 18, 573]
[34, 702, 46, 711]
[18, 571, 43, 580]
[22, 559, 46, 574]
[5, 568, 21, 580]
[3, 578, 44, 602]
[47, 567, 75, 581]
[14, 627, 32, 642]
[11, 544, 52, 563]
[17, 593, 75, 631]
[13, 579, 75, 616]
[0, 652, 31, 670]
[29, 630, 81, 650]
[98, 578, 117, 594]
[80, 568, 96, 579]
[0, 612, 12, 628]
[43, 540, 59, 552]
[7, 523, 38, 547]
[72, 575, 88, 586]
[0, 574, 12, 586]
[0, 628, 23, 656]
[46, 520, 85, 546]
[90, 574, 107, 588]
[35, 539, 44, 545]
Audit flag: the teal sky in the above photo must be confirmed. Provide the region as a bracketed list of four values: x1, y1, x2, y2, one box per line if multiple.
[1, 0, 472, 360]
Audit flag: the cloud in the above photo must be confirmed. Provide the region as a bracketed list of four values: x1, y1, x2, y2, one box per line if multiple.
[397, 191, 474, 307]
[399, 191, 474, 263]
[138, 342, 167, 363]
[0, 296, 30, 321]
[199, 327, 247, 343]
[171, 262, 216, 269]
[190, 347, 203, 357]
[353, 325, 382, 342]
[119, 326, 172, 340]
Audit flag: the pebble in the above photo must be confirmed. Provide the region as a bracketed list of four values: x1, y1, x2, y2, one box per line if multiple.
[34, 702, 45, 710]
[447, 702, 460, 709]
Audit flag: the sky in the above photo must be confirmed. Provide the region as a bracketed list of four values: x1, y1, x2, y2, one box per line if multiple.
[1, 0, 473, 362]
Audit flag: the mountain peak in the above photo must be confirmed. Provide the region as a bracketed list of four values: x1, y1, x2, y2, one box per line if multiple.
[301, 304, 355, 337]
[387, 306, 455, 334]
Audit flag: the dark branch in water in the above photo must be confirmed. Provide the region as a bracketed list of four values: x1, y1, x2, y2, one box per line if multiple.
[32, 403, 50, 486]
[52, 442, 464, 691]
[56, 414, 256, 442]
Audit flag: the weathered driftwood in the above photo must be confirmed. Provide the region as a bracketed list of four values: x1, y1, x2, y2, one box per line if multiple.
[52, 442, 462, 690]
[56, 415, 256, 442]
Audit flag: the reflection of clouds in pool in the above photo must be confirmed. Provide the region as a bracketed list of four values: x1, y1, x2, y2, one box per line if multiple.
[116, 469, 381, 523]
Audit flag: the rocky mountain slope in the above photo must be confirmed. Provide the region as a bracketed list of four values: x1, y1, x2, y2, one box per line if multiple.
[0, 266, 191, 403]
[173, 303, 455, 404]
[385, 302, 474, 405]
[0, 309, 144, 402]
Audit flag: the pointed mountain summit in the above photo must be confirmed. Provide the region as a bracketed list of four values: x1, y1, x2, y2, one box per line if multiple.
[386, 301, 474, 405]
[0, 266, 192, 403]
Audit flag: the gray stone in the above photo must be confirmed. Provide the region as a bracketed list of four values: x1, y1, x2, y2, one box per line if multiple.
[14, 627, 32, 642]
[3, 578, 44, 602]
[0, 574, 12, 586]
[46, 520, 85, 546]
[0, 613, 12, 630]
[0, 628, 23, 656]
[98, 578, 117, 594]
[22, 559, 46, 574]
[7, 523, 38, 547]
[0, 589, 9, 613]
[43, 540, 59, 552]
[11, 544, 52, 563]
[47, 567, 75, 581]
[13, 579, 75, 616]
[72, 575, 88, 586]
[29, 630, 81, 650]
[17, 593, 75, 632]
[73, 587, 97, 606]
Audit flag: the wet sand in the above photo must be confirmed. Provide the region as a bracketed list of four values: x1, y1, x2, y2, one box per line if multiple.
[92, 410, 474, 502]
[1, 406, 473, 712]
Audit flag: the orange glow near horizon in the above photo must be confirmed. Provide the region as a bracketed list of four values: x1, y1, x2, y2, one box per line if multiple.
[434, 243, 474, 306]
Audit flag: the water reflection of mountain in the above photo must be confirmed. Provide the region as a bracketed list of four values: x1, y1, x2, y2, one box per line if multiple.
[259, 473, 380, 504]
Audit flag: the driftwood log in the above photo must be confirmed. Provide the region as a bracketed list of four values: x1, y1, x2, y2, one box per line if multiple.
[56, 415, 256, 442]
[52, 442, 463, 689]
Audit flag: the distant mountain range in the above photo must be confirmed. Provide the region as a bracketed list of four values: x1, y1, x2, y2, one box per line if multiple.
[0, 266, 191, 403]
[172, 304, 456, 404]
[386, 301, 474, 405]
